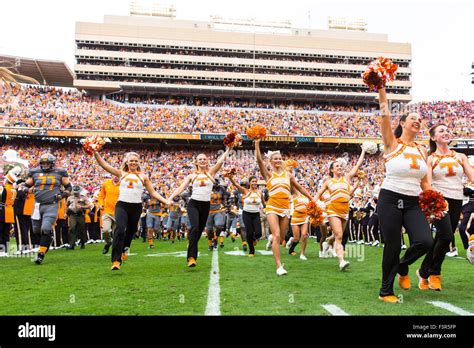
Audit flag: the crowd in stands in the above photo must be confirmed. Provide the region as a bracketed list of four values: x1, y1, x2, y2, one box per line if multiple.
[2, 86, 472, 138]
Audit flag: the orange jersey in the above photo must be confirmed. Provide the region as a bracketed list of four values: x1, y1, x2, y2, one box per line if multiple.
[3, 182, 17, 223]
[98, 179, 120, 216]
[23, 192, 35, 216]
[265, 171, 291, 216]
[57, 198, 67, 220]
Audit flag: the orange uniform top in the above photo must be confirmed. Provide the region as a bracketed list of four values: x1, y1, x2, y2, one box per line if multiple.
[265, 171, 291, 211]
[3, 182, 17, 223]
[57, 198, 67, 220]
[98, 179, 120, 216]
[23, 192, 35, 216]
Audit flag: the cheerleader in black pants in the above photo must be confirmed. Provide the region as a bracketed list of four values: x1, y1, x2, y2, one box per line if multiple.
[168, 148, 230, 267]
[94, 151, 171, 270]
[377, 88, 433, 303]
[417, 124, 474, 290]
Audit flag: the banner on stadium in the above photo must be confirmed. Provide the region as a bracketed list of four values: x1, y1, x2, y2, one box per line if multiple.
[45, 130, 200, 140]
[0, 127, 40, 136]
[452, 139, 474, 149]
[294, 136, 315, 143]
[314, 137, 383, 144]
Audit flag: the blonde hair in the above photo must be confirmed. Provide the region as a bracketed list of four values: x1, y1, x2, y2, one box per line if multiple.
[121, 152, 141, 172]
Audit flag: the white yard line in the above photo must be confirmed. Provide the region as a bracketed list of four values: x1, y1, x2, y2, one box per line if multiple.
[321, 304, 350, 316]
[427, 301, 473, 316]
[204, 250, 221, 316]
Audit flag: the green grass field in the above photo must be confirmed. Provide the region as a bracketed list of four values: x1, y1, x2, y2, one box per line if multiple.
[0, 235, 472, 316]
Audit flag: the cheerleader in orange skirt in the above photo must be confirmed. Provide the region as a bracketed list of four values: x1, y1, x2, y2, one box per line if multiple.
[254, 140, 314, 276]
[315, 149, 366, 271]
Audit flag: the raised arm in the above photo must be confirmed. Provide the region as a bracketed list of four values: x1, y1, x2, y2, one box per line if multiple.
[228, 175, 247, 194]
[93, 152, 122, 177]
[290, 175, 313, 201]
[255, 139, 271, 181]
[378, 88, 397, 153]
[460, 153, 474, 183]
[168, 174, 193, 201]
[209, 147, 231, 177]
[347, 148, 366, 180]
[350, 179, 361, 196]
[144, 176, 170, 205]
[314, 179, 329, 202]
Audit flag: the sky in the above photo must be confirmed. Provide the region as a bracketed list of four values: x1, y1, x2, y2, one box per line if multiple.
[0, 0, 473, 102]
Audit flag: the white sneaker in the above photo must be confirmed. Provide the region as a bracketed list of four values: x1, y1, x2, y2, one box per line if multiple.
[372, 240, 380, 247]
[276, 265, 288, 276]
[401, 244, 407, 250]
[299, 254, 307, 261]
[446, 247, 458, 257]
[357, 240, 364, 245]
[266, 235, 273, 250]
[322, 241, 329, 254]
[339, 260, 350, 271]
[0, 252, 7, 257]
[286, 237, 293, 250]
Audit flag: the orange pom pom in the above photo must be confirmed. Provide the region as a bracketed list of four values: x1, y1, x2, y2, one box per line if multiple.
[246, 125, 267, 140]
[362, 57, 398, 92]
[284, 159, 298, 170]
[223, 131, 242, 148]
[222, 167, 237, 178]
[81, 136, 110, 155]
[419, 190, 448, 222]
[356, 170, 365, 179]
[306, 201, 325, 227]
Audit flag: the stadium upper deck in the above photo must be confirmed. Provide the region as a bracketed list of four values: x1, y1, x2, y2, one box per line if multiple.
[74, 15, 412, 104]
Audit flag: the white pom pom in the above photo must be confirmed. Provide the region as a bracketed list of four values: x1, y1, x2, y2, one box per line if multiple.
[361, 141, 378, 155]
[378, 144, 385, 153]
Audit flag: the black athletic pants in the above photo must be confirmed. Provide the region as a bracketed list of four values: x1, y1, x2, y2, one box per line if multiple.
[457, 207, 473, 249]
[187, 199, 210, 261]
[242, 211, 262, 255]
[378, 189, 433, 297]
[112, 201, 142, 263]
[419, 197, 462, 278]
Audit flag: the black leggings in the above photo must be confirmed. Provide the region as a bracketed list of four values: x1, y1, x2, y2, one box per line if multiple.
[242, 211, 262, 255]
[457, 205, 473, 249]
[187, 199, 210, 261]
[419, 197, 462, 277]
[378, 189, 433, 297]
[112, 201, 142, 263]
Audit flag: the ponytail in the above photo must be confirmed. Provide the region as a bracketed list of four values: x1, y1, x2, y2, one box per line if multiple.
[394, 114, 408, 138]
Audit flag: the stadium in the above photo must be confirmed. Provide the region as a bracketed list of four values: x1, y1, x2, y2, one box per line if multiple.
[0, 1, 473, 346]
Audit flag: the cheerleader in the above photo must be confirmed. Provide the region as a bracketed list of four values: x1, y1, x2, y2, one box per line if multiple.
[93, 151, 170, 270]
[254, 140, 314, 275]
[168, 148, 230, 267]
[377, 88, 433, 303]
[417, 124, 474, 290]
[288, 187, 310, 260]
[228, 175, 263, 257]
[315, 150, 366, 271]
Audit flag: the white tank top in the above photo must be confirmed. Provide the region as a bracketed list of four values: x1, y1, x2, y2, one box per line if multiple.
[381, 141, 427, 197]
[190, 172, 214, 202]
[118, 173, 145, 203]
[243, 190, 262, 213]
[431, 152, 464, 200]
